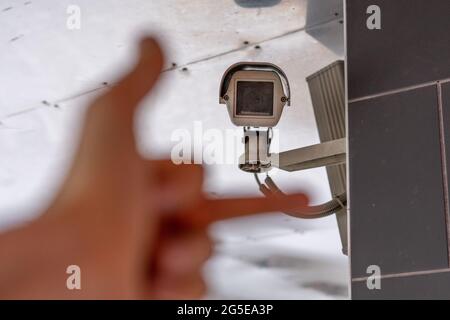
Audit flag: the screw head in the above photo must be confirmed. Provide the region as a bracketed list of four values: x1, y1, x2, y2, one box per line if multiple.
[223, 95, 229, 101]
[281, 96, 287, 102]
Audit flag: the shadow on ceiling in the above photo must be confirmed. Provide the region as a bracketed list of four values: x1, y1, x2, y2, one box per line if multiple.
[234, 0, 281, 8]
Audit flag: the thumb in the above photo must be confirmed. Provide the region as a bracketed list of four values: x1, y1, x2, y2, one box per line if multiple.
[108, 37, 165, 115]
[74, 38, 164, 167]
[86, 37, 163, 145]
[55, 38, 164, 203]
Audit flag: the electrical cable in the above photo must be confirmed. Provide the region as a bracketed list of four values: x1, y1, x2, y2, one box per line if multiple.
[254, 173, 346, 219]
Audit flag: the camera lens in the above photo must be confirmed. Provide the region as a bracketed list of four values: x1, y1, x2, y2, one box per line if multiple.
[236, 81, 274, 116]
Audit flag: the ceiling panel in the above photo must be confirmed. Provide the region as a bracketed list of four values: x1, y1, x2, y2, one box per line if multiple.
[0, 0, 308, 116]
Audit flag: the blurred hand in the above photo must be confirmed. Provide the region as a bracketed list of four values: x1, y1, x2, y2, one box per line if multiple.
[0, 38, 308, 299]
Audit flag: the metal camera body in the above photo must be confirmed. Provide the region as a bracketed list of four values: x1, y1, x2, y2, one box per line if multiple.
[219, 62, 291, 128]
[219, 62, 291, 173]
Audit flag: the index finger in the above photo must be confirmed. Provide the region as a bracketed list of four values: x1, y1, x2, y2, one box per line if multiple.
[182, 193, 309, 227]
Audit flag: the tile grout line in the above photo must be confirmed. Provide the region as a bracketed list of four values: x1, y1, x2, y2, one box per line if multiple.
[164, 25, 307, 72]
[348, 77, 450, 104]
[0, 86, 109, 123]
[53, 85, 108, 104]
[167, 16, 342, 72]
[352, 267, 450, 283]
[436, 81, 450, 265]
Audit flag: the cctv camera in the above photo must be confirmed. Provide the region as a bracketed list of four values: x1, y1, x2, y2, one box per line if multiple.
[219, 62, 291, 173]
[219, 62, 291, 128]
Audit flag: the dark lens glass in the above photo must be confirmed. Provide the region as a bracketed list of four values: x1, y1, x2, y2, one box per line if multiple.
[236, 81, 274, 116]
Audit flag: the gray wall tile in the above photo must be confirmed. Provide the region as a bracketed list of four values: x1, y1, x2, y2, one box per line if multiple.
[347, 0, 450, 99]
[349, 86, 449, 278]
[352, 271, 450, 300]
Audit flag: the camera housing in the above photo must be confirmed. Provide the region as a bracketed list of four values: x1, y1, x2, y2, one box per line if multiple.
[219, 62, 291, 173]
[219, 62, 291, 127]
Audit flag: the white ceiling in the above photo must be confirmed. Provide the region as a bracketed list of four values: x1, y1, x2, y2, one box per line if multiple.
[0, 0, 348, 299]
